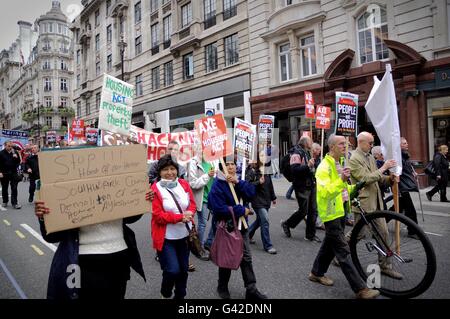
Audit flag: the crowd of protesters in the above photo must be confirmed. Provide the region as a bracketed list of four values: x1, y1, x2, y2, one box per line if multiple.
[1, 129, 444, 300]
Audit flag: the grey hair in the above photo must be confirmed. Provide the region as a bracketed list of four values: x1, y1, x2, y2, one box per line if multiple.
[298, 135, 311, 147]
[371, 145, 382, 157]
[327, 134, 337, 148]
[312, 143, 321, 150]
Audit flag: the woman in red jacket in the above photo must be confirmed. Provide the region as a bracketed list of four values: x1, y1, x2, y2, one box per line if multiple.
[151, 154, 196, 299]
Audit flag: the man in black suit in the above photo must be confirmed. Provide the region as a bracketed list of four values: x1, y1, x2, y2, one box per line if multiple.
[0, 141, 22, 209]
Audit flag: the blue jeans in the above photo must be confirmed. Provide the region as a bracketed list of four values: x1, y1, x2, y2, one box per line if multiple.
[197, 203, 209, 246]
[248, 208, 273, 251]
[157, 238, 189, 299]
[286, 184, 294, 199]
[204, 214, 217, 249]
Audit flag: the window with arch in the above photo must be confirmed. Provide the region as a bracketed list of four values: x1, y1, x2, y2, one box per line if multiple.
[357, 5, 389, 64]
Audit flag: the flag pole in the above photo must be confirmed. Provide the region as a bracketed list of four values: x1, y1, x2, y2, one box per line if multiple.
[393, 178, 400, 253]
[320, 128, 324, 161]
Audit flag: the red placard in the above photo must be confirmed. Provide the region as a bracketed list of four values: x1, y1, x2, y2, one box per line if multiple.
[70, 119, 85, 138]
[315, 105, 331, 129]
[194, 114, 232, 161]
[304, 91, 315, 119]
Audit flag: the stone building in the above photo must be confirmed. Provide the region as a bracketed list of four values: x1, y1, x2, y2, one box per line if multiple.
[8, 1, 75, 145]
[71, 0, 251, 131]
[248, 0, 450, 183]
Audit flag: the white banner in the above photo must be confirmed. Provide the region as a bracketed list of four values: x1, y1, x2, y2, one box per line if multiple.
[98, 74, 134, 136]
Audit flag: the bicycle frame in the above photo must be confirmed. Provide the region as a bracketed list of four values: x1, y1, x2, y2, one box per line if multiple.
[351, 198, 407, 263]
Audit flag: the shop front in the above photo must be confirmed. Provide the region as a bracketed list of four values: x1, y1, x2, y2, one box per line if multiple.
[251, 40, 450, 187]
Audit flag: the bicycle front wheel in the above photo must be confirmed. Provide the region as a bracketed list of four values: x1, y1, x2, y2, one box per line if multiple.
[349, 211, 436, 298]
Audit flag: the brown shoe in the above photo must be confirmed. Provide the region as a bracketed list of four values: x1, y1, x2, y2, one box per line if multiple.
[381, 267, 403, 280]
[356, 288, 380, 299]
[308, 273, 334, 286]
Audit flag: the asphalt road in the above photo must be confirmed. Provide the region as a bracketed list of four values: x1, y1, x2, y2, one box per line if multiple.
[1, 180, 449, 299]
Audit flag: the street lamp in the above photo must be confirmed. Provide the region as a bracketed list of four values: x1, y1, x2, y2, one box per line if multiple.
[118, 35, 127, 81]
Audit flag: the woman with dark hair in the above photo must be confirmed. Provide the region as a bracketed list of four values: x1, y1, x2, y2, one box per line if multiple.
[208, 157, 268, 300]
[151, 154, 197, 299]
[246, 150, 277, 254]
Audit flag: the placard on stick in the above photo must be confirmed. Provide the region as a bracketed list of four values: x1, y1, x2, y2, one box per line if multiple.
[38, 144, 150, 234]
[194, 114, 232, 161]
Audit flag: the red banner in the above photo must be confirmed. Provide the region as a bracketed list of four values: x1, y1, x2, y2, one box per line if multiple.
[315, 105, 331, 129]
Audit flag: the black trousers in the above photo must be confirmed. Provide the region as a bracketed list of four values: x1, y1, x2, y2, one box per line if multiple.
[29, 178, 37, 200]
[78, 249, 130, 300]
[428, 176, 448, 201]
[311, 217, 366, 293]
[218, 228, 257, 291]
[285, 187, 317, 239]
[1, 174, 19, 205]
[399, 192, 418, 235]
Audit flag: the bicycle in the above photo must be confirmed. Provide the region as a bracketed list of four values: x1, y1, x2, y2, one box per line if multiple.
[349, 195, 437, 298]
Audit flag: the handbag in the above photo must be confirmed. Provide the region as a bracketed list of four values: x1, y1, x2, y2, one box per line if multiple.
[424, 161, 436, 177]
[210, 207, 244, 270]
[166, 189, 205, 259]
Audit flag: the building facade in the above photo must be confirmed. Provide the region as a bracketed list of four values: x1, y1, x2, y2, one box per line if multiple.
[71, 0, 250, 132]
[0, 21, 38, 130]
[248, 0, 450, 184]
[8, 1, 75, 145]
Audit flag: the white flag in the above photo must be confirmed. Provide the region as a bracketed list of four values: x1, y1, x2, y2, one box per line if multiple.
[365, 64, 402, 176]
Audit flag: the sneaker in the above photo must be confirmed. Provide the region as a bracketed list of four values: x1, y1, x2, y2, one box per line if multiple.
[12, 204, 22, 209]
[204, 244, 211, 252]
[356, 288, 380, 299]
[304, 235, 322, 243]
[308, 272, 334, 286]
[265, 247, 277, 254]
[197, 249, 210, 261]
[249, 238, 256, 244]
[0, 206, 6, 211]
[1, 203, 7, 208]
[245, 288, 268, 300]
[217, 286, 231, 299]
[381, 267, 403, 280]
[281, 220, 291, 238]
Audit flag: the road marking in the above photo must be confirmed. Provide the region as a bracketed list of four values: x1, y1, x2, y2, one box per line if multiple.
[3, 219, 11, 226]
[30, 245, 44, 256]
[20, 224, 57, 252]
[0, 257, 28, 299]
[424, 231, 443, 237]
[15, 230, 26, 239]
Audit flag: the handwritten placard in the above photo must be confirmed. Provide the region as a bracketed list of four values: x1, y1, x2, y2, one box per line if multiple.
[38, 144, 150, 234]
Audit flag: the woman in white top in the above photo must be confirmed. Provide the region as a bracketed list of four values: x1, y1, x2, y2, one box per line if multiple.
[151, 155, 197, 299]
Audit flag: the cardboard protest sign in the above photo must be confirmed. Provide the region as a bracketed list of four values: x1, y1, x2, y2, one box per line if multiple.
[38, 144, 150, 234]
[304, 91, 315, 119]
[258, 114, 275, 153]
[195, 114, 232, 161]
[315, 105, 331, 129]
[98, 74, 134, 136]
[334, 92, 358, 136]
[101, 125, 198, 164]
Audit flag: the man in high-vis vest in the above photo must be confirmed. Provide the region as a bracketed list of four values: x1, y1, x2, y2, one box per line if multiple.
[309, 134, 380, 299]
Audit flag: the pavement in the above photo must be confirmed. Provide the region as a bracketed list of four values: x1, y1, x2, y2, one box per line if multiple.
[0, 179, 449, 299]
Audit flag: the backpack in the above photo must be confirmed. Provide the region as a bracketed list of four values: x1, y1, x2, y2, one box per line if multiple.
[280, 152, 293, 182]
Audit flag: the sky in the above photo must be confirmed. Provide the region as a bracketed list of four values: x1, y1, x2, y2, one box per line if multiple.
[0, 0, 82, 51]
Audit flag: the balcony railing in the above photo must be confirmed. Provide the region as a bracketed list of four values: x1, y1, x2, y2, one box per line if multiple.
[151, 45, 160, 55]
[163, 39, 171, 49]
